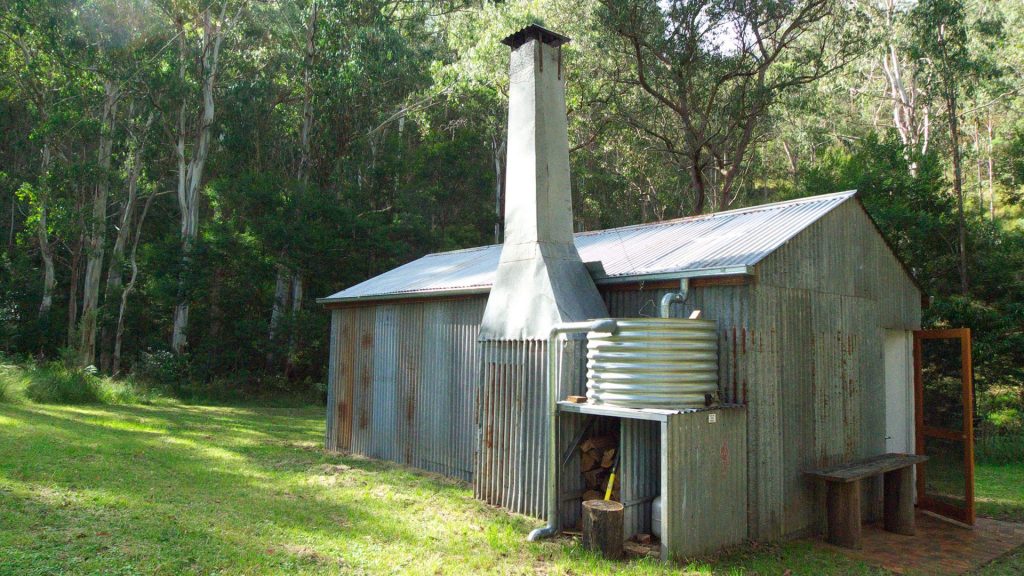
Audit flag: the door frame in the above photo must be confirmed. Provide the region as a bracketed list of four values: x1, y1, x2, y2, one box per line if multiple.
[913, 327, 975, 525]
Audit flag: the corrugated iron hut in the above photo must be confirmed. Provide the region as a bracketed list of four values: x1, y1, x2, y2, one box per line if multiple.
[319, 25, 922, 560]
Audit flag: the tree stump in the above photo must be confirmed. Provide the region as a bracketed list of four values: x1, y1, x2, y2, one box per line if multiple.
[582, 499, 624, 559]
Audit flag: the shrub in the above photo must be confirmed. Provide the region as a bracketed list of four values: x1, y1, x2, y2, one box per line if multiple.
[23, 363, 151, 405]
[25, 363, 101, 404]
[134, 349, 191, 393]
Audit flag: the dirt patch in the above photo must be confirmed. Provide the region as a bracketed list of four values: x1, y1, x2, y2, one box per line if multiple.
[282, 544, 326, 562]
[265, 457, 312, 471]
[317, 463, 351, 475]
[307, 462, 365, 487]
[267, 544, 347, 568]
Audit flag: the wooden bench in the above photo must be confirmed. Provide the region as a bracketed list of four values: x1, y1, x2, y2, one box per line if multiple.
[805, 453, 928, 549]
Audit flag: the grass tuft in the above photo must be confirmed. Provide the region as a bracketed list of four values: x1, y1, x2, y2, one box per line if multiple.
[24, 362, 102, 404]
[18, 362, 151, 405]
[0, 363, 29, 403]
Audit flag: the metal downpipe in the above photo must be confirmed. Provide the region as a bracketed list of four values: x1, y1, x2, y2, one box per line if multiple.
[659, 278, 690, 318]
[528, 318, 618, 542]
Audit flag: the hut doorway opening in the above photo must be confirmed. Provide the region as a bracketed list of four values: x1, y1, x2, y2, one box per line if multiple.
[884, 330, 914, 455]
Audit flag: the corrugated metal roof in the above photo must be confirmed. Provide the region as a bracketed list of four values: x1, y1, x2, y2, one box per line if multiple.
[321, 191, 857, 303]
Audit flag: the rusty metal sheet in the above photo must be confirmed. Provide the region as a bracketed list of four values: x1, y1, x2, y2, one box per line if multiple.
[329, 298, 484, 481]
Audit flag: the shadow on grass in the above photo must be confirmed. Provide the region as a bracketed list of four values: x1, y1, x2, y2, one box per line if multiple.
[0, 402, 477, 573]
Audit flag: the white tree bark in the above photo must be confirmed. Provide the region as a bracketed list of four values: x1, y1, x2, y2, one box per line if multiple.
[37, 144, 56, 318]
[878, 1, 929, 173]
[79, 79, 120, 367]
[172, 1, 232, 354]
[113, 190, 158, 376]
[272, 1, 318, 371]
[492, 133, 505, 243]
[268, 266, 290, 347]
[101, 110, 152, 373]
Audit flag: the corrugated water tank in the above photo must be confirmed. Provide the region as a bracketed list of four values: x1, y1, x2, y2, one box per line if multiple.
[586, 318, 718, 408]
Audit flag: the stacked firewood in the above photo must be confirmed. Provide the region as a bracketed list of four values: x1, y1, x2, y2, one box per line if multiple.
[579, 434, 620, 502]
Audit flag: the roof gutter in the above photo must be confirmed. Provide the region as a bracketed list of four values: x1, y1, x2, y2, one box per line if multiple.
[591, 265, 754, 285]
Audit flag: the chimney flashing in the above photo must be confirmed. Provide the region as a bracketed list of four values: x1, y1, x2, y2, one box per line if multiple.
[500, 24, 570, 50]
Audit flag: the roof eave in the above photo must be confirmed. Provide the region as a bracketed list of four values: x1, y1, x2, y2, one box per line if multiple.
[317, 285, 491, 306]
[317, 266, 754, 306]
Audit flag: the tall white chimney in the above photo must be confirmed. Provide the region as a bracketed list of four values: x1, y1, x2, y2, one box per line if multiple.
[479, 25, 608, 341]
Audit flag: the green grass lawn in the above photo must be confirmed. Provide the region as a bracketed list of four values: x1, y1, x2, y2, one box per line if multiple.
[976, 463, 1024, 523]
[0, 373, 1020, 575]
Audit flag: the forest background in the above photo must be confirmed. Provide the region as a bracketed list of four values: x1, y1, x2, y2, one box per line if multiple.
[1, 0, 1021, 437]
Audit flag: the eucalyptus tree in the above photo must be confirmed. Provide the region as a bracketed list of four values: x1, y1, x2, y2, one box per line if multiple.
[73, 0, 147, 368]
[866, 0, 934, 171]
[0, 6, 72, 319]
[599, 0, 864, 214]
[99, 106, 156, 374]
[266, 0, 319, 368]
[146, 0, 245, 354]
[910, 0, 972, 294]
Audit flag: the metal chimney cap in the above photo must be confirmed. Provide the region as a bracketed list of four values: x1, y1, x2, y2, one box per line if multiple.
[500, 24, 570, 49]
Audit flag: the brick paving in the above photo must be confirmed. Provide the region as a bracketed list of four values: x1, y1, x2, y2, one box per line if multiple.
[816, 512, 1024, 575]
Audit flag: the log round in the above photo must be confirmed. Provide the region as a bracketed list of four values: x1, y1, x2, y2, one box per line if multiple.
[582, 499, 624, 559]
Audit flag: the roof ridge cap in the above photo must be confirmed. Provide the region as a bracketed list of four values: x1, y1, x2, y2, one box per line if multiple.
[573, 190, 856, 237]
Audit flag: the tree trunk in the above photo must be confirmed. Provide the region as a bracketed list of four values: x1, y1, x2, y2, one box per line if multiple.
[782, 140, 798, 181]
[112, 191, 156, 376]
[987, 115, 995, 221]
[172, 2, 231, 354]
[946, 87, 968, 295]
[37, 144, 56, 318]
[582, 500, 624, 559]
[101, 111, 151, 373]
[79, 80, 119, 367]
[274, 0, 317, 375]
[67, 231, 83, 348]
[7, 191, 14, 254]
[297, 0, 317, 186]
[492, 133, 505, 243]
[285, 274, 304, 377]
[267, 264, 290, 366]
[688, 155, 707, 215]
[973, 119, 984, 214]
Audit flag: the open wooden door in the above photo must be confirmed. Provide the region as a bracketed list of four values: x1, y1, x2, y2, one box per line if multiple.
[913, 328, 975, 526]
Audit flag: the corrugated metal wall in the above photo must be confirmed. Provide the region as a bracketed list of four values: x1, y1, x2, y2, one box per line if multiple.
[474, 339, 587, 518]
[324, 199, 921, 543]
[602, 200, 920, 541]
[745, 199, 921, 540]
[662, 408, 748, 560]
[325, 297, 485, 481]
